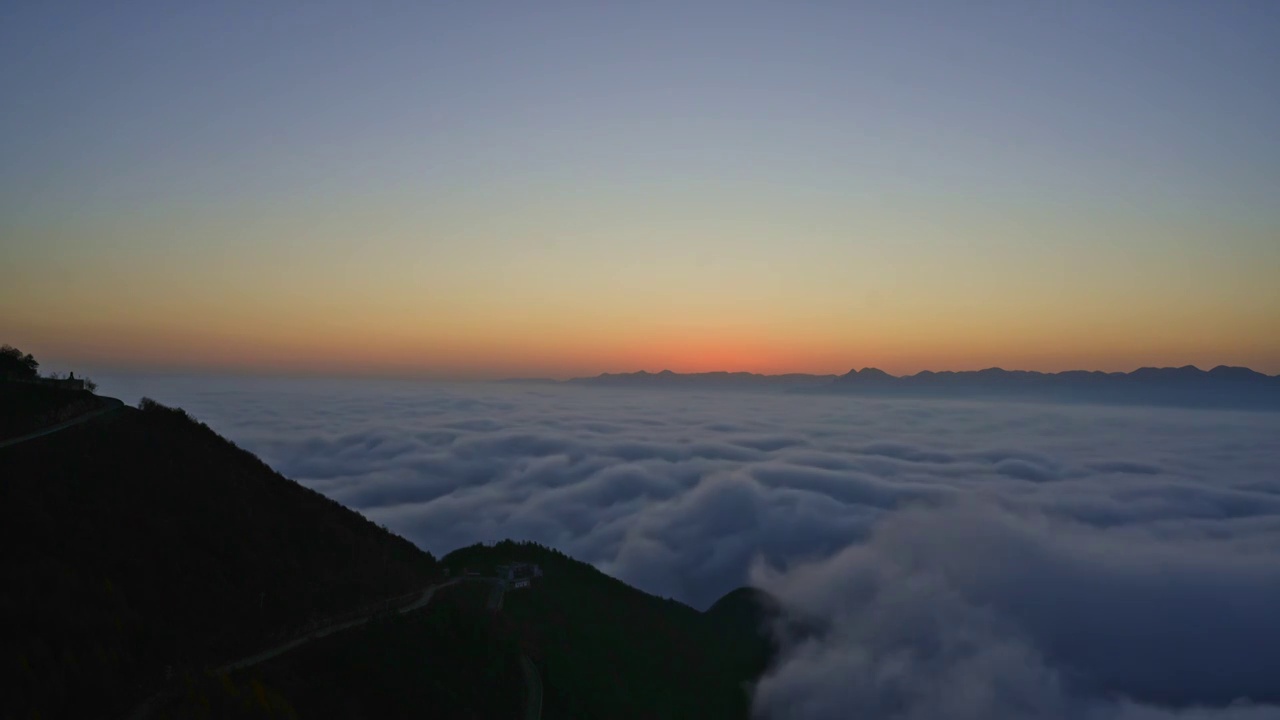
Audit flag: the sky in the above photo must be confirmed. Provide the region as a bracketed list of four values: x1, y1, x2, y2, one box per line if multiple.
[3, 1, 1278, 378]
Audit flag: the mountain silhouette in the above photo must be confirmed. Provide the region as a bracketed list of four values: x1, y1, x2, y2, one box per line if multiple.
[557, 365, 1280, 410]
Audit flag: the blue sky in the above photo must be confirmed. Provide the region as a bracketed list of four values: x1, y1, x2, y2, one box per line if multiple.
[3, 1, 1278, 375]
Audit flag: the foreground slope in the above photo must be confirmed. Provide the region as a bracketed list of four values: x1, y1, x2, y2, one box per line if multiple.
[4, 395, 778, 719]
[154, 541, 779, 719]
[2, 399, 439, 719]
[444, 541, 776, 720]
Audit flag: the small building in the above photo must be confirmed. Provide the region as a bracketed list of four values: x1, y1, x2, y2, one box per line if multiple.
[495, 562, 542, 590]
[47, 377, 85, 391]
[3, 374, 84, 390]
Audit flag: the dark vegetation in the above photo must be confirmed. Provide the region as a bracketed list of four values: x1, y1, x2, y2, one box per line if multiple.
[445, 541, 777, 720]
[155, 582, 523, 719]
[2, 397, 439, 719]
[0, 343, 40, 379]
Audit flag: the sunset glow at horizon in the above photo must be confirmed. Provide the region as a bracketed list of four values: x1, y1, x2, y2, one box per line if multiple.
[4, 3, 1278, 378]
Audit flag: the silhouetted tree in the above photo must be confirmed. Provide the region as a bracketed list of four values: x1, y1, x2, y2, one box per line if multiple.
[1, 344, 39, 379]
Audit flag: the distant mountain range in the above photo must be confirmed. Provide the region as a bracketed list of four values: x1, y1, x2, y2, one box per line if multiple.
[530, 365, 1280, 410]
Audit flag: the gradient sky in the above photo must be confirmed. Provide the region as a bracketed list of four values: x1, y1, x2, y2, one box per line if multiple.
[3, 1, 1278, 378]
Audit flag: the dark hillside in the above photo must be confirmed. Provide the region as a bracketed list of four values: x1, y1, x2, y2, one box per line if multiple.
[1, 399, 439, 720]
[443, 541, 776, 719]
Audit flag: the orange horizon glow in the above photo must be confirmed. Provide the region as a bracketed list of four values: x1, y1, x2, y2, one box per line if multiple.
[6, 158, 1278, 381]
[8, 314, 1279, 379]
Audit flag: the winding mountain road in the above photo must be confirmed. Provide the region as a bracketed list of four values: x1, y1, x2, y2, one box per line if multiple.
[0, 396, 124, 449]
[127, 578, 460, 719]
[220, 576, 542, 720]
[219, 579, 461, 673]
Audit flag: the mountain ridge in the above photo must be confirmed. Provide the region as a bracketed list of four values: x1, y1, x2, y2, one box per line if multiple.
[539, 365, 1280, 409]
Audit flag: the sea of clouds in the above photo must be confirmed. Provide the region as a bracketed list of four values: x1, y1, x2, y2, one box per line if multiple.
[97, 374, 1280, 719]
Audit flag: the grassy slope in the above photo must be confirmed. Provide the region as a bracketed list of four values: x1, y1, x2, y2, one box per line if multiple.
[1, 401, 439, 720]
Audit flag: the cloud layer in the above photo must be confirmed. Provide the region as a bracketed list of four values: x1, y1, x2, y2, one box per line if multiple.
[98, 375, 1280, 718]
